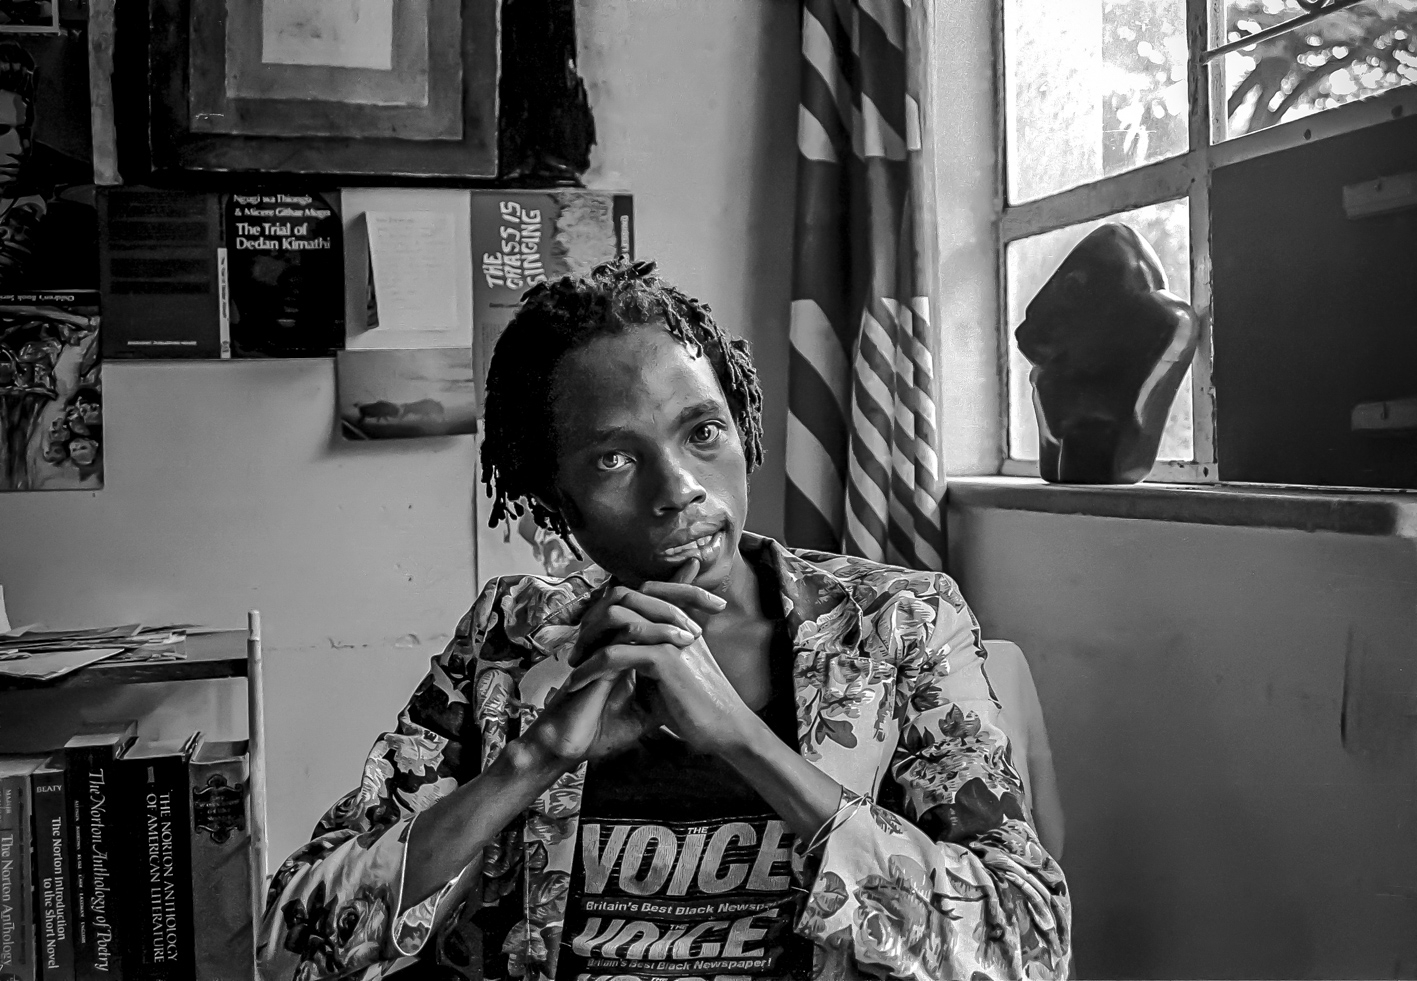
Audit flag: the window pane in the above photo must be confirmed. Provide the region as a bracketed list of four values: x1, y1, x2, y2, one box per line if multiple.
[1221, 1, 1417, 139]
[1006, 199, 1194, 463]
[1005, 0, 1190, 203]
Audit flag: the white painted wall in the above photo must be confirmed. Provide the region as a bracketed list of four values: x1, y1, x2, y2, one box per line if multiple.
[0, 0, 799, 871]
[950, 505, 1417, 978]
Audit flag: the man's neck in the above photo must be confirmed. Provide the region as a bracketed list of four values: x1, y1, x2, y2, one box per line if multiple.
[715, 538, 769, 625]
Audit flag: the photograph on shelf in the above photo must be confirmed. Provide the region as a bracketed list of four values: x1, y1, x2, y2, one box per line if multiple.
[0, 290, 101, 491]
[336, 346, 478, 440]
[0, 32, 97, 291]
[0, 0, 59, 33]
[141, 0, 498, 177]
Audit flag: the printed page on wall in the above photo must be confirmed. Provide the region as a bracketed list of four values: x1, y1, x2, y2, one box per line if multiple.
[342, 188, 474, 351]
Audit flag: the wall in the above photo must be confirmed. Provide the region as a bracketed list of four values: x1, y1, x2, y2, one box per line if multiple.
[950, 504, 1417, 979]
[0, 0, 799, 871]
[578, 0, 797, 538]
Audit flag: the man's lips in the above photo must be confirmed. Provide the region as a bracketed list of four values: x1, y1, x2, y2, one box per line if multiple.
[657, 524, 724, 560]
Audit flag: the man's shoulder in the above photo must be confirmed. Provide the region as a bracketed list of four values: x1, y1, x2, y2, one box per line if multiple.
[784, 544, 959, 599]
[471, 567, 608, 630]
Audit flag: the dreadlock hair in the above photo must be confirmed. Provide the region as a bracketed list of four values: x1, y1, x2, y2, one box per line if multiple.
[481, 257, 764, 548]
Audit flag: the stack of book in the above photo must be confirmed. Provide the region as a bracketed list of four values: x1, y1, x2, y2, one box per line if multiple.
[0, 724, 254, 980]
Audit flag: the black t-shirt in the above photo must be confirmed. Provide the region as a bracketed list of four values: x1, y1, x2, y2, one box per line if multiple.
[556, 592, 809, 981]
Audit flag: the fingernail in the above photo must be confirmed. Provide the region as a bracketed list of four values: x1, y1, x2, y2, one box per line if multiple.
[673, 628, 695, 645]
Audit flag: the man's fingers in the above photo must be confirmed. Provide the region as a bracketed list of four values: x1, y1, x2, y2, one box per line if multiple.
[580, 604, 694, 652]
[673, 558, 700, 584]
[615, 619, 697, 648]
[609, 589, 705, 634]
[638, 580, 728, 614]
[566, 644, 665, 691]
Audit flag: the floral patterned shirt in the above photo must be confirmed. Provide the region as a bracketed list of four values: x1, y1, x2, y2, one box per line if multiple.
[258, 535, 1071, 981]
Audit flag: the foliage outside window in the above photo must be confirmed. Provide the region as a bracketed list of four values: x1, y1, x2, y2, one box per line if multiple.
[1000, 0, 1416, 479]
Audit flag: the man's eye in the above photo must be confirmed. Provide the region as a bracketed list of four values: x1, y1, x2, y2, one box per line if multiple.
[596, 451, 631, 471]
[691, 421, 726, 445]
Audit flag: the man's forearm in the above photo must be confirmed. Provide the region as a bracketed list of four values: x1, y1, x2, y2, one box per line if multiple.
[719, 714, 844, 846]
[400, 736, 572, 914]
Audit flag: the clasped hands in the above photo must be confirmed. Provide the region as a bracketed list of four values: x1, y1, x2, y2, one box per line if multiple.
[526, 559, 758, 769]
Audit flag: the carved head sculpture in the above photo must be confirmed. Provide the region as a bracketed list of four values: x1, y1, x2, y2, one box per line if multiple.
[1014, 223, 1202, 483]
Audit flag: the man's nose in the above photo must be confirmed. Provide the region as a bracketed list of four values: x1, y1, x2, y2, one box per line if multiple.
[652, 452, 707, 514]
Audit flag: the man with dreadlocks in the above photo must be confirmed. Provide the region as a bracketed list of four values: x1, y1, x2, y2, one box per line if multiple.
[259, 259, 1070, 981]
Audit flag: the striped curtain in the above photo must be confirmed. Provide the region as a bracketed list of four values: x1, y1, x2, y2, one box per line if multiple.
[784, 0, 945, 571]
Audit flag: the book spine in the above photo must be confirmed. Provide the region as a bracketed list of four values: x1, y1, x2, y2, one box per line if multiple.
[67, 750, 122, 981]
[613, 194, 635, 262]
[32, 769, 74, 981]
[0, 769, 37, 981]
[123, 760, 193, 981]
[189, 752, 252, 981]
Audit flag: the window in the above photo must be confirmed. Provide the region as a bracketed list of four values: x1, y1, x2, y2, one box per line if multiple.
[997, 0, 1417, 484]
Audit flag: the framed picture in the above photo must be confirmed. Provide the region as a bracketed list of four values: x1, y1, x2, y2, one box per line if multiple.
[138, 0, 498, 178]
[0, 1, 59, 34]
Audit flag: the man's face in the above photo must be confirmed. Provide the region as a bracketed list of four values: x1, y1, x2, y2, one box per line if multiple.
[548, 325, 749, 589]
[0, 91, 28, 190]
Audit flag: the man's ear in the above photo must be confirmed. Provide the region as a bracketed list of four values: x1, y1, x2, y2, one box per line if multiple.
[533, 488, 583, 530]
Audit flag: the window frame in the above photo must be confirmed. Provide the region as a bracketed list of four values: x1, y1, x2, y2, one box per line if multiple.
[992, 0, 1417, 483]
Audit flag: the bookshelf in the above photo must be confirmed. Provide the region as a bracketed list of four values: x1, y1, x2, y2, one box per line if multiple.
[0, 629, 249, 690]
[1, 615, 269, 979]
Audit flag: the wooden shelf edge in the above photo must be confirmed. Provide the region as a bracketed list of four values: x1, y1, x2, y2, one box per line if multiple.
[0, 629, 251, 691]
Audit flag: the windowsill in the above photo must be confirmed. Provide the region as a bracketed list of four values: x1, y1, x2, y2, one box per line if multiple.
[947, 476, 1417, 538]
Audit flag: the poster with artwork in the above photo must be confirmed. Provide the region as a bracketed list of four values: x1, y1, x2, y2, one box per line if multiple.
[0, 32, 97, 289]
[0, 290, 101, 491]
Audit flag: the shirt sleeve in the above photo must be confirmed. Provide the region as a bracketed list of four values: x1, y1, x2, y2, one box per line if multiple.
[795, 576, 1072, 981]
[257, 582, 500, 981]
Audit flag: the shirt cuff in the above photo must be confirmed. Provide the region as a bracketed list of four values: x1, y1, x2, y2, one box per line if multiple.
[389, 809, 466, 958]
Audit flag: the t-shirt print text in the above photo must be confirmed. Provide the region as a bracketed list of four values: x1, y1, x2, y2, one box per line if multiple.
[563, 812, 801, 980]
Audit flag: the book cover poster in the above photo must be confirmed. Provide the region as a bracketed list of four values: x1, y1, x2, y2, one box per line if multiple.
[0, 290, 100, 491]
[224, 190, 344, 357]
[336, 346, 478, 440]
[471, 190, 632, 410]
[98, 188, 223, 360]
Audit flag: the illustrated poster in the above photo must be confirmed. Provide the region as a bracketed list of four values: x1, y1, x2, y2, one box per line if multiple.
[0, 289, 100, 490]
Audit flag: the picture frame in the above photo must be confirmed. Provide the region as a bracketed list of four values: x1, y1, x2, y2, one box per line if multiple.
[0, 0, 60, 34]
[137, 0, 499, 178]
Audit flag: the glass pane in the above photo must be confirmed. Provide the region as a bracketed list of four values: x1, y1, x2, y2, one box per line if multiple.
[1221, 1, 1417, 139]
[1005, 0, 1190, 203]
[1006, 198, 1195, 463]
